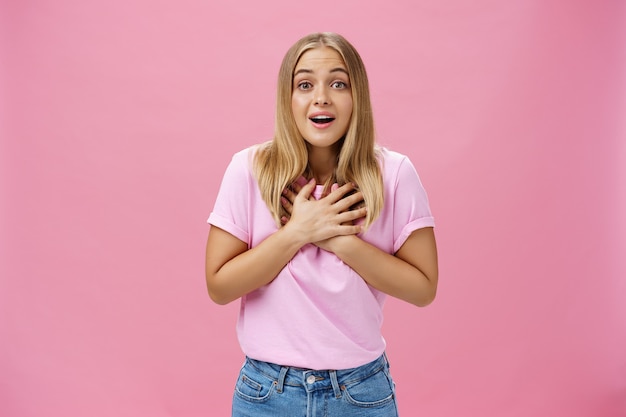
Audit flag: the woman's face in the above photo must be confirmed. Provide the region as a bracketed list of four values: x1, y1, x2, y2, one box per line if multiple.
[291, 47, 353, 150]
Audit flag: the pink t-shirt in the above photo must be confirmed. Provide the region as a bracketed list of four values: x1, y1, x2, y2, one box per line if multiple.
[207, 146, 435, 369]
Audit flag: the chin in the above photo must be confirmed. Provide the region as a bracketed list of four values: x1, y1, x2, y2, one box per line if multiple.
[305, 131, 346, 146]
[305, 138, 343, 149]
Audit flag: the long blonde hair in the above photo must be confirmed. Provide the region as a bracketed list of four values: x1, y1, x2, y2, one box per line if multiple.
[254, 32, 383, 228]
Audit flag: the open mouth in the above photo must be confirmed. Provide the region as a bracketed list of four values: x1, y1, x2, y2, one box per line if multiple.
[309, 116, 335, 125]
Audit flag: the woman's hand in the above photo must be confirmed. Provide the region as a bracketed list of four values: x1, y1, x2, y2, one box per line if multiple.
[280, 177, 366, 249]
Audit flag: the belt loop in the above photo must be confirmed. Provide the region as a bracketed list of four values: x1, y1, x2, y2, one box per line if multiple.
[276, 366, 288, 393]
[329, 370, 342, 398]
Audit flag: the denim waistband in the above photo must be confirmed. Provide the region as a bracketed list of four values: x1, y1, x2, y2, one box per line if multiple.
[244, 353, 390, 397]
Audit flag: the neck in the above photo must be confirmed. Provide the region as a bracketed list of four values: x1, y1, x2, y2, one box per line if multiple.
[307, 144, 339, 183]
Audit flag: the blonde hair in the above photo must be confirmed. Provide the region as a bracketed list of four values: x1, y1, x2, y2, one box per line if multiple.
[254, 32, 383, 228]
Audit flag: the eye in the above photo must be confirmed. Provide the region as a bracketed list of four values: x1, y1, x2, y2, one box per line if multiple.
[331, 81, 348, 89]
[297, 81, 313, 90]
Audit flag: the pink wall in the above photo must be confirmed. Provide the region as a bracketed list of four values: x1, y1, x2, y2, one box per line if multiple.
[2, 1, 625, 416]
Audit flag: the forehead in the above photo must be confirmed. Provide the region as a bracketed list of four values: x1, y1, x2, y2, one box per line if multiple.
[294, 47, 347, 73]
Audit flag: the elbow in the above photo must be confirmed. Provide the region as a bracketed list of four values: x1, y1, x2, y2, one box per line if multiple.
[206, 276, 236, 305]
[413, 288, 437, 307]
[411, 278, 438, 307]
[207, 289, 232, 305]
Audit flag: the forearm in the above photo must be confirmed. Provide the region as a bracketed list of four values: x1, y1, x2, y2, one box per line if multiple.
[208, 180, 370, 305]
[206, 226, 305, 305]
[330, 232, 438, 307]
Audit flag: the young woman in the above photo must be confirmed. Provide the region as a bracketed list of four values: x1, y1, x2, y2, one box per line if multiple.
[205, 32, 438, 417]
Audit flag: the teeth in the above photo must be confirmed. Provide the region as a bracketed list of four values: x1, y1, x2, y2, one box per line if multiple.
[310, 116, 335, 123]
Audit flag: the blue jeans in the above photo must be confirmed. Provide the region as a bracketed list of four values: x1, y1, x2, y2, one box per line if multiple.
[231, 353, 399, 417]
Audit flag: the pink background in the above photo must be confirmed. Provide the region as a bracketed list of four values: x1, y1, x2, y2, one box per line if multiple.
[2, 0, 625, 416]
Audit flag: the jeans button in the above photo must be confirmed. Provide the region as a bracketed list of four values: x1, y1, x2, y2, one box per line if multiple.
[306, 375, 316, 384]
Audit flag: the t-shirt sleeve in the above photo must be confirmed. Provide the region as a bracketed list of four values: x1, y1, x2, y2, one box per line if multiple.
[207, 150, 251, 245]
[392, 156, 435, 253]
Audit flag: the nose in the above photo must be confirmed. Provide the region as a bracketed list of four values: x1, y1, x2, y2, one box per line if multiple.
[314, 87, 330, 105]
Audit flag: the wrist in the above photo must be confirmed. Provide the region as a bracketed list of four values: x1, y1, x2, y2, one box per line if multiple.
[279, 221, 309, 250]
[325, 234, 359, 256]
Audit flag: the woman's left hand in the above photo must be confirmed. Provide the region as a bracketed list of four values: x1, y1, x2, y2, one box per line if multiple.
[281, 177, 365, 252]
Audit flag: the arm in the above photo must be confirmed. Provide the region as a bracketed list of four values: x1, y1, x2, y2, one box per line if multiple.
[281, 177, 438, 307]
[320, 227, 438, 307]
[205, 224, 304, 305]
[205, 179, 366, 305]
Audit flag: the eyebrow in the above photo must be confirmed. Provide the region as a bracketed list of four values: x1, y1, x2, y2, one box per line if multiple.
[293, 67, 349, 76]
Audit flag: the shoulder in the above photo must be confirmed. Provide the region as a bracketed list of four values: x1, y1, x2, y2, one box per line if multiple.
[376, 146, 415, 178]
[377, 146, 409, 163]
[226, 143, 268, 171]
[230, 144, 258, 164]
[218, 144, 268, 188]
